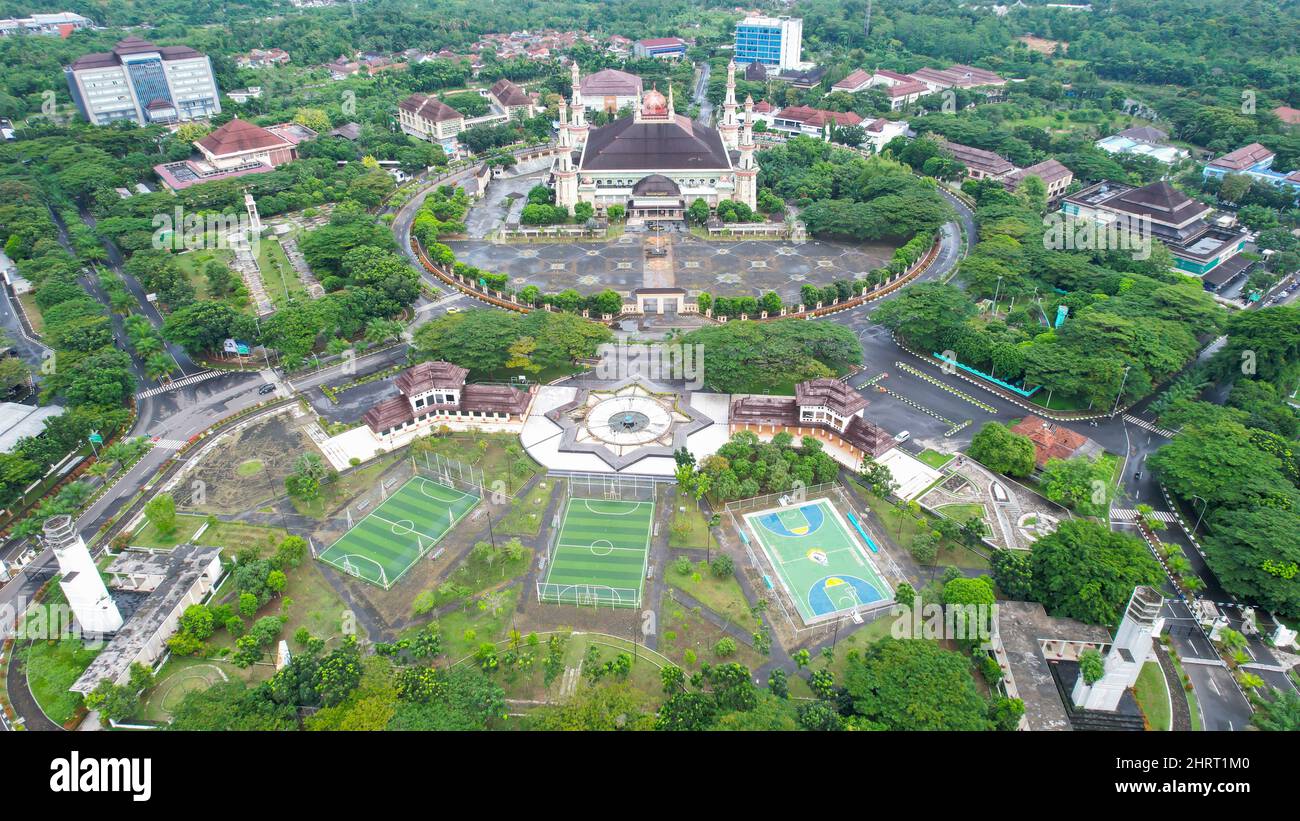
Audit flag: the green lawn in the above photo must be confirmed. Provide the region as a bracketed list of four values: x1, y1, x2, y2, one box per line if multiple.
[17, 292, 44, 333]
[665, 561, 758, 632]
[20, 638, 100, 726]
[849, 480, 990, 570]
[1133, 660, 1171, 731]
[917, 449, 955, 469]
[787, 617, 897, 699]
[131, 514, 290, 559]
[668, 503, 711, 548]
[258, 235, 310, 310]
[936, 503, 986, 525]
[290, 452, 402, 518]
[413, 433, 540, 497]
[497, 480, 559, 537]
[658, 593, 766, 672]
[423, 587, 520, 662]
[423, 546, 532, 610]
[173, 248, 235, 302]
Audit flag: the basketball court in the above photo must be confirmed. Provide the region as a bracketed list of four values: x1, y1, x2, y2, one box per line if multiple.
[318, 476, 480, 588]
[743, 498, 890, 624]
[537, 496, 654, 608]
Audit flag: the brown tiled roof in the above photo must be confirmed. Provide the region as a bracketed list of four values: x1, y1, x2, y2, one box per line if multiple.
[843, 416, 894, 457]
[196, 119, 290, 156]
[490, 78, 530, 108]
[886, 79, 929, 98]
[1208, 142, 1274, 171]
[639, 37, 687, 48]
[398, 94, 462, 123]
[580, 114, 730, 171]
[832, 68, 872, 91]
[775, 105, 862, 128]
[580, 68, 642, 97]
[364, 396, 413, 433]
[939, 140, 1015, 175]
[795, 378, 868, 416]
[395, 361, 468, 395]
[1004, 158, 1073, 188]
[1010, 415, 1093, 467]
[1274, 106, 1300, 126]
[460, 383, 531, 415]
[1105, 181, 1208, 226]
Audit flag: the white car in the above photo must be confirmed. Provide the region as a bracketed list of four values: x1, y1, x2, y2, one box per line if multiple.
[445, 306, 462, 314]
[893, 431, 911, 443]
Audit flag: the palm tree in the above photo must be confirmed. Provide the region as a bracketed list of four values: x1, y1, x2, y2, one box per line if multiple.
[145, 353, 175, 382]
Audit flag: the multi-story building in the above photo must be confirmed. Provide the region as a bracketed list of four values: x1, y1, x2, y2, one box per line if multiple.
[1002, 158, 1075, 201]
[734, 15, 803, 72]
[938, 139, 1015, 180]
[1203, 142, 1300, 197]
[633, 37, 688, 59]
[0, 11, 92, 37]
[488, 78, 532, 120]
[1062, 180, 1251, 288]
[397, 93, 465, 153]
[729, 378, 896, 468]
[154, 118, 316, 191]
[363, 361, 533, 442]
[576, 68, 643, 114]
[65, 37, 221, 126]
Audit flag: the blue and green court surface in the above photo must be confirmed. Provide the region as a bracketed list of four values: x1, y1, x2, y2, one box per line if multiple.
[538, 498, 654, 608]
[744, 498, 890, 624]
[318, 476, 479, 588]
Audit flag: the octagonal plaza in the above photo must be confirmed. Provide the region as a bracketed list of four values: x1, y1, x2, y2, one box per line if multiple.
[444, 231, 896, 303]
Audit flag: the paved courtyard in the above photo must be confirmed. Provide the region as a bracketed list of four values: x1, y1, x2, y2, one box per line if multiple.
[446, 232, 896, 301]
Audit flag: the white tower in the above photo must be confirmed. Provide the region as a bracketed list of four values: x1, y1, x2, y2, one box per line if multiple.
[567, 62, 588, 146]
[718, 59, 741, 150]
[243, 190, 262, 233]
[734, 96, 759, 211]
[1072, 586, 1164, 712]
[45, 514, 122, 636]
[552, 101, 578, 210]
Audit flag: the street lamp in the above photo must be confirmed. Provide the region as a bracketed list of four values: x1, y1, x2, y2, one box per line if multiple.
[1110, 364, 1131, 417]
[1191, 494, 1208, 535]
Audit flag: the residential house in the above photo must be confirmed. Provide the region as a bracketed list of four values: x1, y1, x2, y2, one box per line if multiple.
[1095, 125, 1188, 165]
[1010, 415, 1103, 469]
[939, 139, 1015, 180]
[1203, 142, 1300, 197]
[489, 78, 532, 120]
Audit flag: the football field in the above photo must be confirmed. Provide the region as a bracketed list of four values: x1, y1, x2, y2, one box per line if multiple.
[318, 476, 479, 588]
[538, 497, 654, 608]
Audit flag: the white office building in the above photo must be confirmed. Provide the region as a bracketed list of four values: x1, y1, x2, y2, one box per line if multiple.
[733, 15, 803, 72]
[65, 36, 221, 126]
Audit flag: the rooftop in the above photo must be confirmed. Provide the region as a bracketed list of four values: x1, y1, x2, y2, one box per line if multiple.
[395, 360, 469, 395]
[489, 78, 530, 108]
[1010, 415, 1099, 467]
[196, 118, 291, 156]
[1207, 142, 1274, 171]
[398, 93, 463, 123]
[71, 545, 223, 696]
[580, 114, 731, 172]
[579, 68, 643, 98]
[939, 140, 1015, 176]
[0, 402, 65, 454]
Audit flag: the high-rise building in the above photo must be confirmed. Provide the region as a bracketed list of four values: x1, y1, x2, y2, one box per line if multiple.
[65, 36, 221, 126]
[44, 514, 123, 636]
[733, 15, 803, 72]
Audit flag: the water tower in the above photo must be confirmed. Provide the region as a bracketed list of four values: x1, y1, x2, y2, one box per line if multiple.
[44, 515, 122, 635]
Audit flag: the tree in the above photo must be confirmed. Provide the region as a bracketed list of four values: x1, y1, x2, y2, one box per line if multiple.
[968, 422, 1036, 478]
[1030, 520, 1164, 625]
[144, 493, 177, 536]
[687, 197, 710, 226]
[1201, 507, 1300, 615]
[655, 691, 717, 730]
[1250, 688, 1300, 731]
[843, 637, 992, 731]
[991, 549, 1034, 600]
[1078, 648, 1105, 685]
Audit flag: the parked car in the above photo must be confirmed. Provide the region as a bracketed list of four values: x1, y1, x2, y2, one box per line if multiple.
[259, 383, 277, 395]
[893, 431, 910, 443]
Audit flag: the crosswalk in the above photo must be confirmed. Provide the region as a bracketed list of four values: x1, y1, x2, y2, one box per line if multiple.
[136, 369, 222, 399]
[151, 439, 188, 451]
[1110, 508, 1178, 523]
[1123, 413, 1177, 438]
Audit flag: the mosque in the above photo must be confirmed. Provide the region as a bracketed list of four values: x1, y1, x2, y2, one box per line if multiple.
[553, 60, 759, 224]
